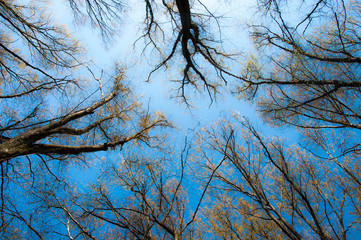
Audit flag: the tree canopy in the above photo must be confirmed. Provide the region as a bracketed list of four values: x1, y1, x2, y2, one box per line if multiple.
[0, 0, 360, 239]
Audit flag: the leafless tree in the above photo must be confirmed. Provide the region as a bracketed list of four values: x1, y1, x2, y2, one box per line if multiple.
[66, 0, 125, 43]
[237, 0, 361, 130]
[197, 117, 361, 239]
[0, 0, 170, 237]
[74, 139, 208, 239]
[63, 0, 237, 103]
[142, 0, 235, 103]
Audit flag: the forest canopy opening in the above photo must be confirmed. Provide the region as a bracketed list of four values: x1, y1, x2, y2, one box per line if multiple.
[0, 0, 360, 238]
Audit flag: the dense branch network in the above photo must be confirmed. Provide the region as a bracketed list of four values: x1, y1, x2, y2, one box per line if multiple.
[142, 0, 234, 103]
[235, 0, 361, 129]
[1, 0, 361, 238]
[0, 76, 170, 162]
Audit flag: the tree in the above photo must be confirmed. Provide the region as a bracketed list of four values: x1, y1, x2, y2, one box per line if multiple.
[238, 0, 361, 130]
[70, 136, 209, 239]
[0, 0, 170, 163]
[0, 74, 169, 162]
[2, 0, 361, 238]
[141, 0, 233, 102]
[0, 0, 170, 237]
[59, 0, 235, 102]
[78, 155, 197, 239]
[17, 147, 206, 239]
[196, 118, 361, 239]
[193, 1, 361, 237]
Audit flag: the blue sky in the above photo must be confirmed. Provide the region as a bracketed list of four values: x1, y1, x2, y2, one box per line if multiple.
[3, 1, 360, 238]
[44, 1, 304, 202]
[47, 0, 299, 144]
